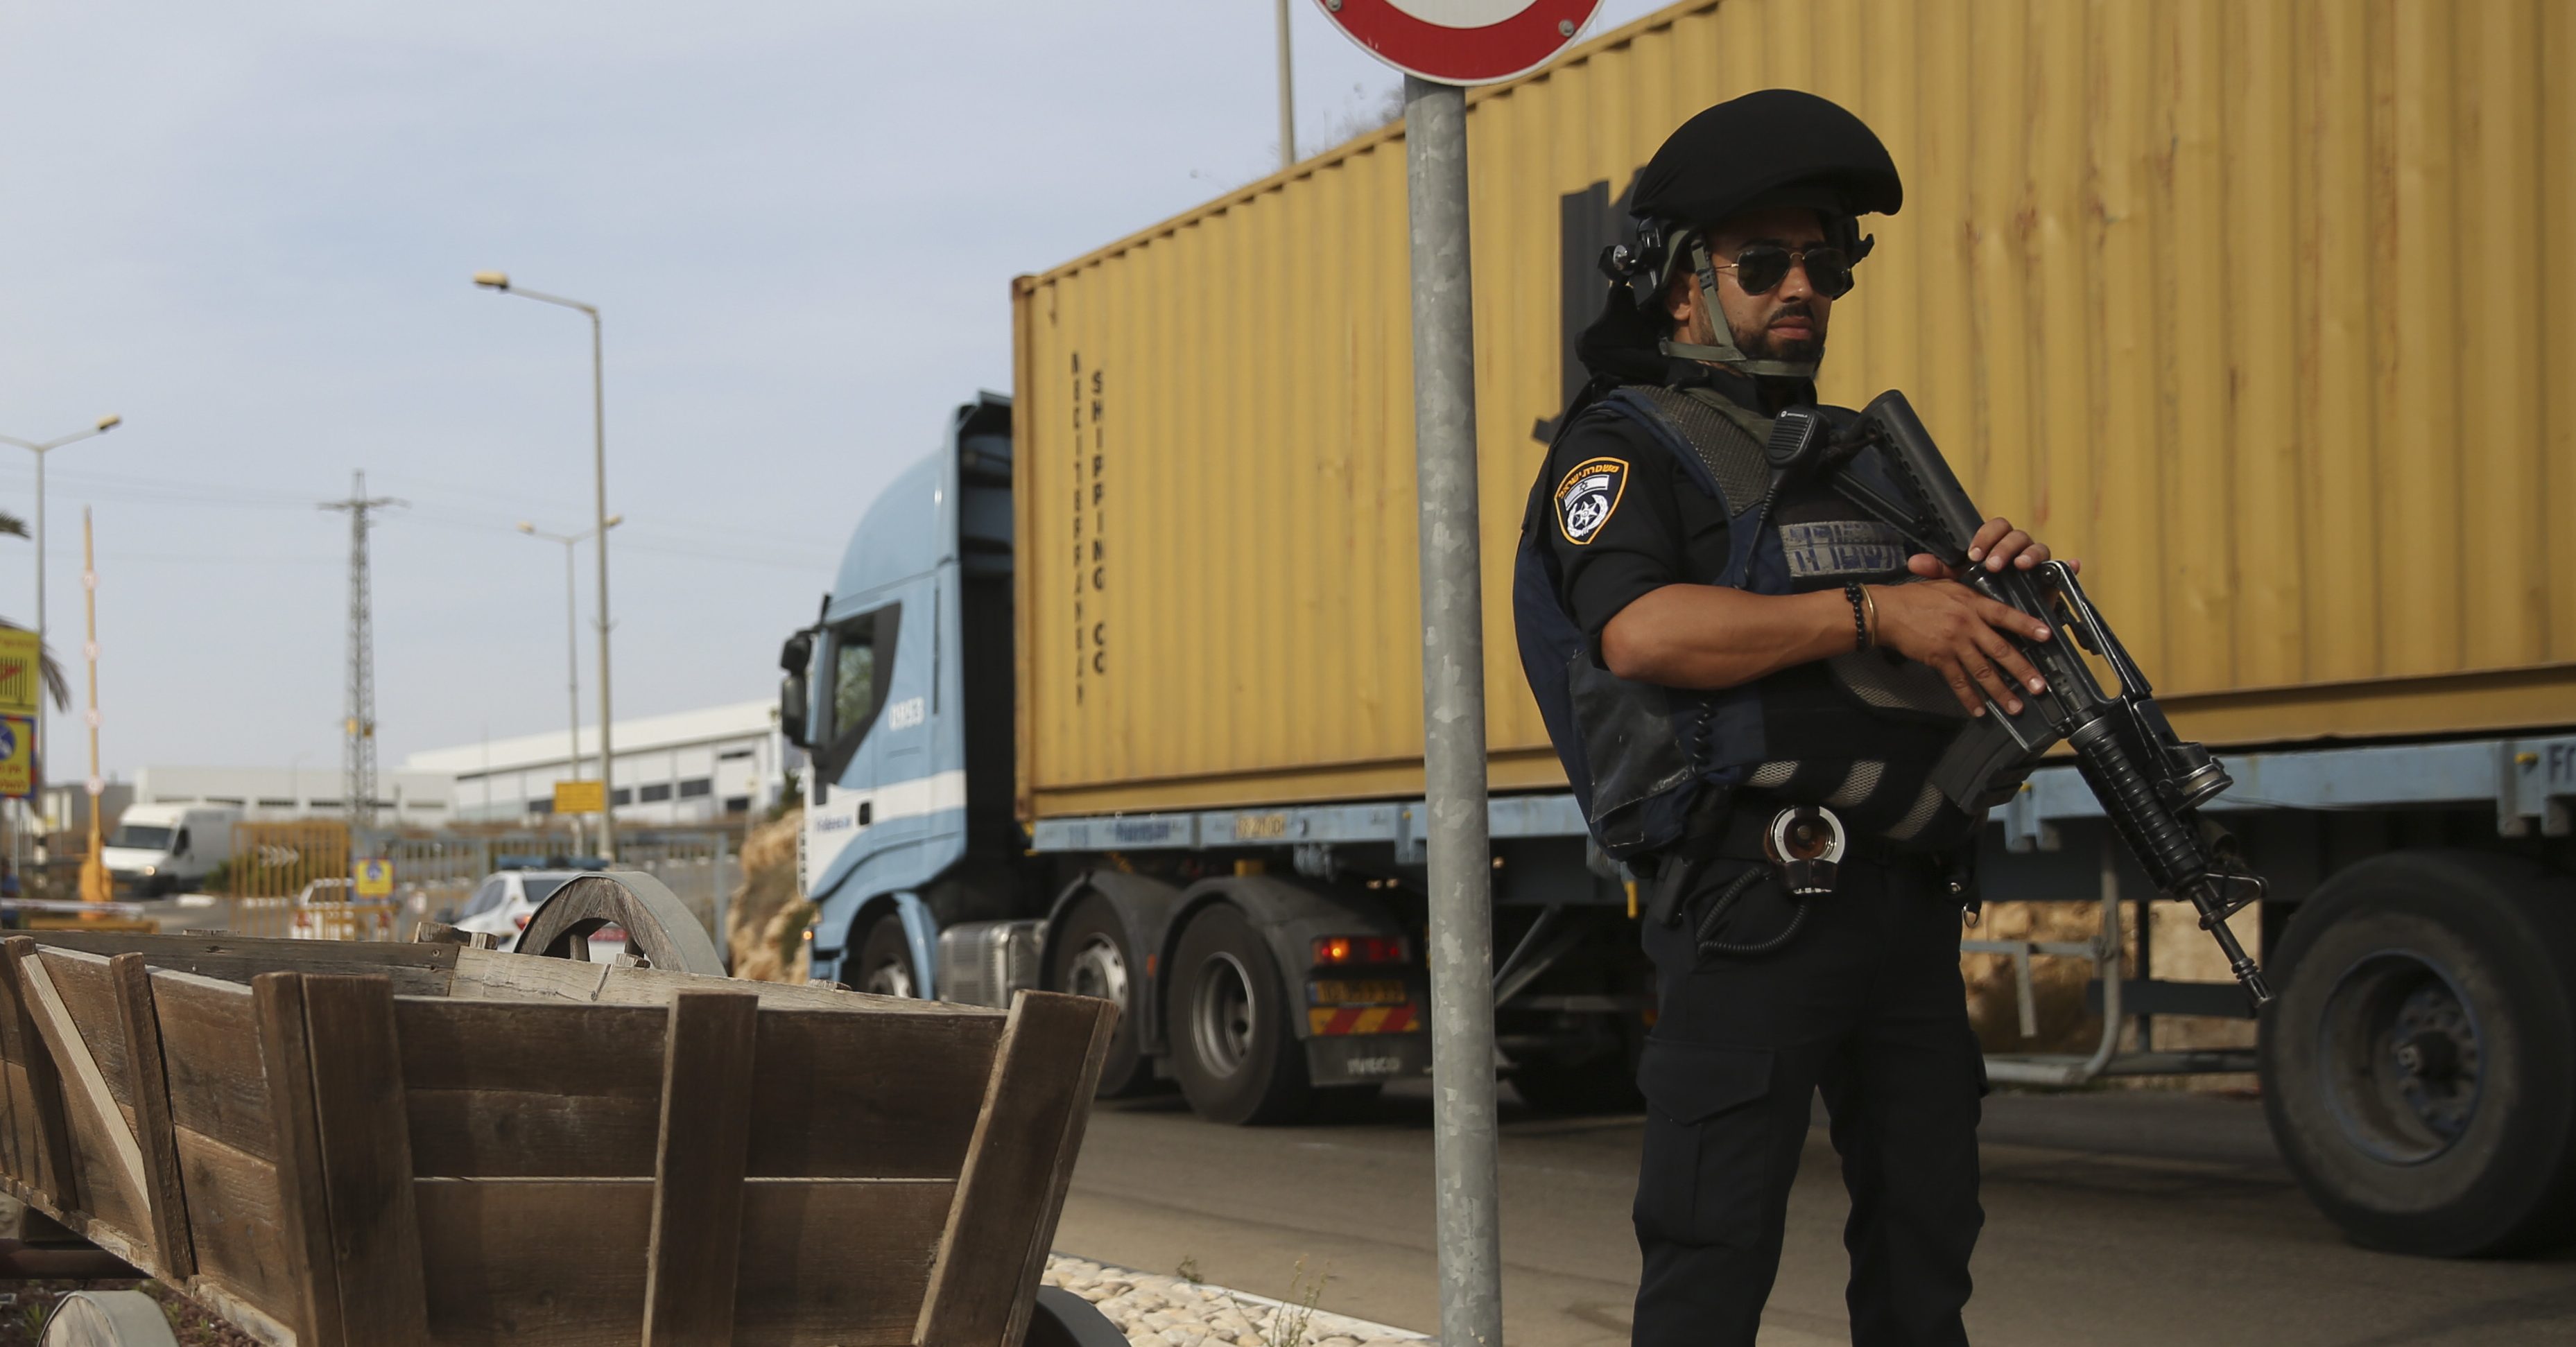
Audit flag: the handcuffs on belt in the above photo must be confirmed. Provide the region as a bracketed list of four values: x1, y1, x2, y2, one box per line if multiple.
[1649, 804, 1849, 957]
[1763, 804, 1847, 896]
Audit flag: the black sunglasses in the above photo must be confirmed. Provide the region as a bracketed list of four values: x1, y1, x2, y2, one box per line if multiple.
[1714, 244, 1854, 299]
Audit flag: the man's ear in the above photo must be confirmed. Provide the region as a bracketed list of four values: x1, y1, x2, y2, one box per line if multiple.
[1664, 271, 1697, 328]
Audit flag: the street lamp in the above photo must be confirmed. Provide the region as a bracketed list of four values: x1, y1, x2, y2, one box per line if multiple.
[476, 270, 619, 859]
[0, 413, 120, 878]
[519, 515, 623, 853]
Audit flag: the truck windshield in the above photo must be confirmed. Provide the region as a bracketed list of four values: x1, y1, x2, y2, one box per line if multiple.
[109, 825, 175, 851]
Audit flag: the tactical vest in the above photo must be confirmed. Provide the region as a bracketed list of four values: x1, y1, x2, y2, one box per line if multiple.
[1513, 384, 1982, 861]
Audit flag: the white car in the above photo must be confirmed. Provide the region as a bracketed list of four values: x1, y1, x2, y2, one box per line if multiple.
[449, 870, 628, 962]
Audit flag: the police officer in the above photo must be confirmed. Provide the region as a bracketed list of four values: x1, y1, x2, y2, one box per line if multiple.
[1514, 91, 2069, 1346]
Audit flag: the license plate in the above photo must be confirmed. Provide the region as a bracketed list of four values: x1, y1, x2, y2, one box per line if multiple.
[1309, 978, 1406, 1006]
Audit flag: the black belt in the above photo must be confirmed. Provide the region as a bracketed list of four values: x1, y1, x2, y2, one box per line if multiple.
[1666, 792, 1921, 869]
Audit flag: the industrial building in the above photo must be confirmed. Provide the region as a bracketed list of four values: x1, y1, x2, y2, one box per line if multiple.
[406, 698, 796, 827]
[51, 767, 453, 826]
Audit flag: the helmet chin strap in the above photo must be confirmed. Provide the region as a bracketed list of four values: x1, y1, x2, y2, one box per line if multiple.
[1657, 241, 1821, 381]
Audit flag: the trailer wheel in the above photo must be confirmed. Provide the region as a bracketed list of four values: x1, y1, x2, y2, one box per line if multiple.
[854, 916, 922, 999]
[40, 1290, 180, 1346]
[2260, 851, 2576, 1256]
[1051, 896, 1155, 1097]
[1167, 904, 1310, 1125]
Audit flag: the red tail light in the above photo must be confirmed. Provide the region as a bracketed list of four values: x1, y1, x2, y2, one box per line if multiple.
[1312, 935, 1408, 967]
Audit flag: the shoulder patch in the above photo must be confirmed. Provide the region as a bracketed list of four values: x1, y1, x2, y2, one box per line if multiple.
[1553, 456, 1630, 546]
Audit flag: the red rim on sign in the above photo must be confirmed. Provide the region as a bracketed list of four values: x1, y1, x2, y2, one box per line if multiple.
[1315, 0, 1603, 87]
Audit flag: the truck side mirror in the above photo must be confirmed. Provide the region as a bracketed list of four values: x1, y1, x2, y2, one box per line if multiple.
[780, 673, 809, 748]
[778, 630, 815, 748]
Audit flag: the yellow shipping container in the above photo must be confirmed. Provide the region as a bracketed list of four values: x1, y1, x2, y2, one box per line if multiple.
[1012, 0, 2576, 822]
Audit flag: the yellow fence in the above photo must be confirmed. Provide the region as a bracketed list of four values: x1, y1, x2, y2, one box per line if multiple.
[227, 820, 353, 939]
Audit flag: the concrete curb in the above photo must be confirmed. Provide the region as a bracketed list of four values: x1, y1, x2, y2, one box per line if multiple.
[1045, 1253, 1432, 1347]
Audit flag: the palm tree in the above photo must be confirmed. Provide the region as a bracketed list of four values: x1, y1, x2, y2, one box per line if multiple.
[0, 511, 71, 711]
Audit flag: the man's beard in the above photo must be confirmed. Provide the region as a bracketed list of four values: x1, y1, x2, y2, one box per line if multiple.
[1732, 302, 1826, 363]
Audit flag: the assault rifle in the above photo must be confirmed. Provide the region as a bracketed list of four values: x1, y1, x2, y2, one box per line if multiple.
[1770, 392, 2274, 1008]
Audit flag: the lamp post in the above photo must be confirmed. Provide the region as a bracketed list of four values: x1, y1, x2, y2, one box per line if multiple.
[0, 413, 120, 886]
[474, 271, 619, 860]
[519, 515, 622, 855]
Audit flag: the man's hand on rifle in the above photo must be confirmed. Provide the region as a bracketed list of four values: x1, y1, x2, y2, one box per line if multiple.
[1870, 516, 2072, 718]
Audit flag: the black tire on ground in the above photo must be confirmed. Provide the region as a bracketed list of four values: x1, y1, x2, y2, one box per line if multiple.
[1166, 903, 1311, 1126]
[854, 914, 922, 1000]
[1051, 895, 1157, 1097]
[2259, 850, 2576, 1256]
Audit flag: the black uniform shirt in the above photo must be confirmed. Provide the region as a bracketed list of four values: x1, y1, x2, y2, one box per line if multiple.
[1542, 363, 1814, 649]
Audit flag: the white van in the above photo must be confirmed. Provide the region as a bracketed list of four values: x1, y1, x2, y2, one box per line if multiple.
[102, 803, 239, 896]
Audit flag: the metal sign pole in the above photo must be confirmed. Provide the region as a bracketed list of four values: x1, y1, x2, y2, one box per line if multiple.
[1402, 73, 1503, 1347]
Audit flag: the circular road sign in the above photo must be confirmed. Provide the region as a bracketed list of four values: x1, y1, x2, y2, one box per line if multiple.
[1315, 1, 1602, 87]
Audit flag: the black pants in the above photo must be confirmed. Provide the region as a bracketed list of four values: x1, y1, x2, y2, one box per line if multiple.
[1632, 852, 1984, 1347]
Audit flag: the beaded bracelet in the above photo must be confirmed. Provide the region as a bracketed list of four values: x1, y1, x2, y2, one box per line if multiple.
[1843, 582, 1872, 652]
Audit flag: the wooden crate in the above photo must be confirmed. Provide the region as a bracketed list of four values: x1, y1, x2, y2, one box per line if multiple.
[0, 932, 1116, 1347]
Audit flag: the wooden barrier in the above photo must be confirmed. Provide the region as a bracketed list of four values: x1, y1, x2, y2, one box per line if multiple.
[0, 930, 1117, 1347]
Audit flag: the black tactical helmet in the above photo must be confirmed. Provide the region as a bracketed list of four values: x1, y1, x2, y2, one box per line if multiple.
[1599, 89, 1903, 380]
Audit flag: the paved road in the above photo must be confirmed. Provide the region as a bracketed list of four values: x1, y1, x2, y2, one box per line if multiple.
[1054, 1082, 2576, 1346]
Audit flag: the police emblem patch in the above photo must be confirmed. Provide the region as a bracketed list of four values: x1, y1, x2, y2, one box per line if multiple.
[1554, 457, 1628, 545]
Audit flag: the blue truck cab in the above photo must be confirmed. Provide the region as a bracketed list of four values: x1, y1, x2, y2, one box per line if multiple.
[781, 393, 1031, 996]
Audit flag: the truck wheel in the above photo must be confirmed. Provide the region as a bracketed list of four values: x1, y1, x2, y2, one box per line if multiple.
[854, 916, 921, 999]
[2260, 851, 2576, 1256]
[1166, 904, 1310, 1125]
[1051, 896, 1156, 1097]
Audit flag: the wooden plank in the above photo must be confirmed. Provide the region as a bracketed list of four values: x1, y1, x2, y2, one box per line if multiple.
[0, 955, 30, 1183]
[33, 930, 458, 993]
[747, 1009, 1005, 1179]
[173, 1127, 301, 1329]
[110, 953, 196, 1278]
[150, 971, 275, 1161]
[0, 946, 77, 1203]
[395, 999, 666, 1178]
[37, 950, 135, 1106]
[643, 991, 759, 1346]
[408, 920, 498, 949]
[410, 1177, 956, 1347]
[914, 992, 1117, 1347]
[252, 973, 346, 1347]
[451, 946, 992, 1016]
[732, 1180, 955, 1347]
[300, 974, 431, 1346]
[7, 939, 152, 1246]
[415, 1179, 652, 1347]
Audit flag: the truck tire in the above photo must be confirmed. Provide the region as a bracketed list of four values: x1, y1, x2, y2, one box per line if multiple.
[1051, 896, 1156, 1097]
[1166, 903, 1311, 1125]
[854, 916, 922, 999]
[2259, 851, 2576, 1256]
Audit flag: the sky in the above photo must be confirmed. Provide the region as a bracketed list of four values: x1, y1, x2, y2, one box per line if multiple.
[0, 0, 1670, 780]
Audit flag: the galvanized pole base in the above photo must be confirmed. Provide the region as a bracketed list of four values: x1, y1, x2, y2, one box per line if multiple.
[1403, 73, 1504, 1347]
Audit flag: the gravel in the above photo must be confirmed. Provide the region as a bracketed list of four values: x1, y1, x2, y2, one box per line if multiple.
[1043, 1255, 1430, 1347]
